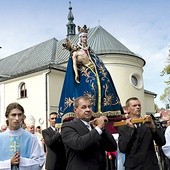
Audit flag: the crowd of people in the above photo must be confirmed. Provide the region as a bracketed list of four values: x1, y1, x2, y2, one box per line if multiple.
[1, 96, 170, 170]
[0, 25, 170, 170]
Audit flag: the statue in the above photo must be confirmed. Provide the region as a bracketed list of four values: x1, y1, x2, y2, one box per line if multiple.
[58, 25, 123, 132]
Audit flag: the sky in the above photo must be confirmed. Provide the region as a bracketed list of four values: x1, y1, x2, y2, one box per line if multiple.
[0, 0, 169, 108]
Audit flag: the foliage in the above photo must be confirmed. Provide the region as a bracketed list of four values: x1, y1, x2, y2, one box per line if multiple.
[161, 50, 170, 84]
[160, 86, 170, 103]
[154, 103, 159, 112]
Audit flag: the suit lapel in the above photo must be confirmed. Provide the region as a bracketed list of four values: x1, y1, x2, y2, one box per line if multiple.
[73, 118, 90, 132]
[49, 127, 55, 135]
[137, 124, 147, 141]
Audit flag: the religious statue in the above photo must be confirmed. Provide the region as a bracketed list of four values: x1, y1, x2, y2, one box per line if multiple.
[58, 25, 123, 129]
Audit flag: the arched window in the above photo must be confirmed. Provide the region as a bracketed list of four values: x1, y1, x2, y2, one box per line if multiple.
[19, 82, 27, 98]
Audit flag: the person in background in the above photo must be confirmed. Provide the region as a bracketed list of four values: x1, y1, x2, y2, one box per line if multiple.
[61, 95, 117, 170]
[110, 106, 127, 170]
[25, 115, 36, 134]
[25, 115, 45, 149]
[118, 97, 166, 170]
[0, 102, 45, 170]
[106, 151, 117, 170]
[0, 124, 7, 132]
[112, 133, 125, 170]
[122, 106, 129, 118]
[35, 126, 46, 151]
[36, 126, 43, 139]
[161, 114, 170, 169]
[42, 112, 66, 170]
[25, 115, 46, 170]
[21, 115, 26, 129]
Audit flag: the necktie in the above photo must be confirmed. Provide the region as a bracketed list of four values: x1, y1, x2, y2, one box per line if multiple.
[137, 123, 141, 128]
[86, 123, 91, 131]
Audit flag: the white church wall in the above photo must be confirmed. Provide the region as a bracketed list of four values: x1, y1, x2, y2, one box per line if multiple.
[0, 83, 6, 126]
[101, 54, 146, 114]
[49, 70, 65, 112]
[1, 71, 47, 129]
[144, 93, 156, 114]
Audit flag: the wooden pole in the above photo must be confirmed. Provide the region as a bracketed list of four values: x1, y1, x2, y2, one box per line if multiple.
[113, 116, 152, 127]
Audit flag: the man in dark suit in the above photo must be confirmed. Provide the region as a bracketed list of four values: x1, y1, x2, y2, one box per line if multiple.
[61, 95, 117, 170]
[118, 97, 166, 170]
[42, 112, 66, 170]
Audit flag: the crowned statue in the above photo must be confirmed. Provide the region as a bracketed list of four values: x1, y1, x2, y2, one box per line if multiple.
[58, 25, 124, 132]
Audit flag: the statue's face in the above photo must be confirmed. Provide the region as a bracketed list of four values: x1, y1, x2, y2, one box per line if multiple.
[80, 33, 87, 45]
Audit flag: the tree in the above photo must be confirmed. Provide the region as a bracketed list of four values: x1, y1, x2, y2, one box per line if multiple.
[154, 103, 159, 112]
[160, 86, 170, 108]
[161, 48, 170, 84]
[160, 48, 170, 108]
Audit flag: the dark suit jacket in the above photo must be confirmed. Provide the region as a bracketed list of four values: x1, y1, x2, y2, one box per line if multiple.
[118, 124, 166, 170]
[61, 118, 117, 170]
[42, 127, 66, 170]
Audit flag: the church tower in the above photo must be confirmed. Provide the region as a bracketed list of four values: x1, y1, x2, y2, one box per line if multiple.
[66, 2, 76, 39]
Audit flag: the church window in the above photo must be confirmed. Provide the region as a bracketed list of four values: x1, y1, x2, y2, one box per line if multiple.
[130, 73, 143, 89]
[131, 75, 138, 86]
[19, 82, 27, 98]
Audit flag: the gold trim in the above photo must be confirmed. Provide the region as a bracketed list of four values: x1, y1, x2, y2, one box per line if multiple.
[87, 50, 102, 113]
[61, 110, 122, 122]
[92, 110, 122, 117]
[55, 123, 62, 129]
[61, 112, 75, 121]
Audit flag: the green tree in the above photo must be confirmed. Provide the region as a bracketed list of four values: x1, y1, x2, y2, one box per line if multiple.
[160, 86, 170, 107]
[161, 49, 170, 84]
[154, 103, 159, 112]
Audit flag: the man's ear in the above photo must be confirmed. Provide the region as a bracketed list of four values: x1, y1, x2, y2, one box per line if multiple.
[126, 107, 130, 113]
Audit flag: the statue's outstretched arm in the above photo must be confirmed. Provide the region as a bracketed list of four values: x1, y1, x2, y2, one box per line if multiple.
[72, 52, 80, 83]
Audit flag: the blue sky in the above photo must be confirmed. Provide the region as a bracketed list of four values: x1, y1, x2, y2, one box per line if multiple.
[0, 0, 169, 108]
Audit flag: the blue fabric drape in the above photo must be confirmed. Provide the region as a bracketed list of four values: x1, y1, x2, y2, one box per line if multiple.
[58, 49, 123, 122]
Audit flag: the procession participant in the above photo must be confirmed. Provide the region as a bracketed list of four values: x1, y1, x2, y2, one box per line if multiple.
[42, 112, 66, 170]
[0, 102, 45, 170]
[61, 96, 117, 170]
[118, 97, 165, 170]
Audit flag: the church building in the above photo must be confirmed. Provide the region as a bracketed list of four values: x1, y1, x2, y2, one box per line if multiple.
[0, 3, 156, 128]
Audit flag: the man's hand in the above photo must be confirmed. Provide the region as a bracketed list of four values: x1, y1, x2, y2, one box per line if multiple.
[144, 115, 156, 131]
[125, 118, 135, 128]
[91, 116, 108, 129]
[11, 151, 20, 165]
[108, 155, 112, 160]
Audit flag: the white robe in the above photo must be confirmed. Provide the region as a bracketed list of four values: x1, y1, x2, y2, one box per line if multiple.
[162, 126, 170, 159]
[0, 128, 45, 170]
[112, 133, 125, 170]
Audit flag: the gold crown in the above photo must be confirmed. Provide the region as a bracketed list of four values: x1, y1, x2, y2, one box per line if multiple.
[77, 25, 89, 33]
